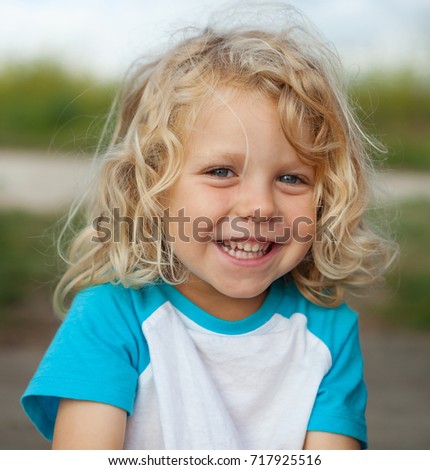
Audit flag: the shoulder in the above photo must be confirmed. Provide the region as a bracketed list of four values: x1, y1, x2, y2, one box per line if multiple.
[278, 280, 360, 356]
[69, 282, 132, 314]
[67, 281, 168, 325]
[278, 280, 358, 323]
[63, 283, 138, 339]
[58, 281, 169, 372]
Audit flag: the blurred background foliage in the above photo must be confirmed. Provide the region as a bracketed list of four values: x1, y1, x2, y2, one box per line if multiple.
[350, 70, 430, 170]
[0, 60, 429, 330]
[0, 211, 58, 328]
[1, 60, 429, 169]
[0, 61, 115, 153]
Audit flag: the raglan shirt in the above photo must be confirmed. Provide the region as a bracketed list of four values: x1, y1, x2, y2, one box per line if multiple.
[21, 278, 368, 449]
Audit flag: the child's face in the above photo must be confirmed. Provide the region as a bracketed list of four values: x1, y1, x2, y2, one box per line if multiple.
[166, 88, 316, 312]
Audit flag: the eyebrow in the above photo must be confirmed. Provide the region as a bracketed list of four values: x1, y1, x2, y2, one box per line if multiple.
[197, 152, 246, 162]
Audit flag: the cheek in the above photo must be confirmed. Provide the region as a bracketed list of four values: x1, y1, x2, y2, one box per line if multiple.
[282, 197, 316, 224]
[166, 201, 218, 245]
[283, 198, 316, 243]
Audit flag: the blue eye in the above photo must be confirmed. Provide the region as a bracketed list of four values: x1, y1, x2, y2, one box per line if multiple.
[279, 174, 302, 184]
[208, 167, 234, 178]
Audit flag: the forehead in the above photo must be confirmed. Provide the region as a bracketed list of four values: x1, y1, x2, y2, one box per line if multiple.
[181, 87, 314, 176]
[184, 86, 317, 160]
[184, 87, 280, 144]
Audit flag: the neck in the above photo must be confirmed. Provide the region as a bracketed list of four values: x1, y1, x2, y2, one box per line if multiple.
[174, 280, 268, 321]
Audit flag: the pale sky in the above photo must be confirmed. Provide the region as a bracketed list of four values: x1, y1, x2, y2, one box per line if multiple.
[0, 0, 429, 80]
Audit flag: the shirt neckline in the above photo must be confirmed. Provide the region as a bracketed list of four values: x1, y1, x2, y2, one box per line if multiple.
[159, 278, 286, 335]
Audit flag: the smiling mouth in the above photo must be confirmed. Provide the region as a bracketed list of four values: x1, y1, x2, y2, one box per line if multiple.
[216, 240, 274, 259]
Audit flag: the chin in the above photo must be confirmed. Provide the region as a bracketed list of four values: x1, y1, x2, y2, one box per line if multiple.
[215, 281, 270, 300]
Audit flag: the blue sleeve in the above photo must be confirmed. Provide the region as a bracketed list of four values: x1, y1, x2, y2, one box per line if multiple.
[21, 283, 149, 441]
[306, 305, 368, 448]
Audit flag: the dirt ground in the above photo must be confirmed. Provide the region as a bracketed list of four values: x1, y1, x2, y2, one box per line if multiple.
[1, 152, 430, 449]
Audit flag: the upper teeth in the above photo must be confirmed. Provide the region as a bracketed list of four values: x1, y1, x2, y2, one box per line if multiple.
[221, 240, 269, 252]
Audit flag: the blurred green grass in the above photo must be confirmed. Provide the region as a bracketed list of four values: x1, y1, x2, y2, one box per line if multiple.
[0, 61, 429, 169]
[0, 211, 59, 324]
[350, 70, 430, 170]
[351, 198, 430, 330]
[0, 200, 429, 330]
[378, 199, 430, 329]
[0, 61, 115, 153]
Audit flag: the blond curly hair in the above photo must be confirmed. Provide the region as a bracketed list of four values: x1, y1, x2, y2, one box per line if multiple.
[54, 6, 397, 314]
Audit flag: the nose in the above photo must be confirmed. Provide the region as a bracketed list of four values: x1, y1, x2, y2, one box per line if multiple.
[233, 178, 277, 222]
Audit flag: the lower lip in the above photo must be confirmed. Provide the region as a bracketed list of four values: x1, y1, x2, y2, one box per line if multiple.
[213, 242, 281, 267]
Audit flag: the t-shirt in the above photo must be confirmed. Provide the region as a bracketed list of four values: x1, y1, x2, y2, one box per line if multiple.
[21, 278, 367, 449]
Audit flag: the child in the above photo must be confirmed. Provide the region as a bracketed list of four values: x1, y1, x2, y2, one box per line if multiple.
[22, 5, 396, 450]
